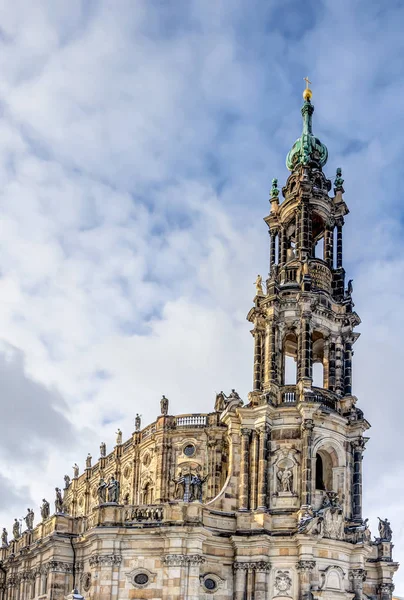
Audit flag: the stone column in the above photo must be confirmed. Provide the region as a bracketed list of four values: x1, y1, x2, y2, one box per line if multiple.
[250, 430, 259, 510]
[328, 340, 336, 391]
[253, 330, 263, 391]
[323, 336, 330, 389]
[163, 555, 186, 600]
[336, 222, 343, 268]
[335, 337, 344, 396]
[255, 562, 271, 600]
[257, 427, 268, 510]
[324, 225, 334, 267]
[352, 438, 366, 521]
[349, 569, 367, 600]
[344, 338, 353, 396]
[89, 554, 122, 600]
[270, 230, 277, 272]
[297, 560, 316, 600]
[239, 429, 251, 511]
[301, 420, 314, 507]
[186, 555, 205, 600]
[300, 202, 310, 259]
[379, 583, 395, 600]
[299, 316, 312, 382]
[280, 228, 287, 266]
[233, 564, 247, 600]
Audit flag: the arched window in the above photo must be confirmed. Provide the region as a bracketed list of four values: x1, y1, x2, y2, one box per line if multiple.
[142, 483, 154, 505]
[312, 332, 325, 388]
[316, 454, 325, 490]
[283, 332, 298, 384]
[315, 451, 333, 491]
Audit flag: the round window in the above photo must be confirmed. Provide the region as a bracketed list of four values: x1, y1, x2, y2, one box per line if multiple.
[134, 573, 149, 586]
[204, 578, 217, 591]
[183, 444, 196, 457]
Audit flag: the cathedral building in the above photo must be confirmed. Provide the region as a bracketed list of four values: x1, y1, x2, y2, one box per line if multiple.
[0, 83, 398, 600]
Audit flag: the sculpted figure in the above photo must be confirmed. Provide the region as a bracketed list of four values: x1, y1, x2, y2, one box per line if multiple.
[86, 454, 92, 469]
[100, 441, 106, 457]
[229, 389, 241, 401]
[347, 279, 354, 295]
[135, 414, 141, 431]
[41, 499, 50, 521]
[189, 473, 208, 502]
[55, 488, 64, 513]
[97, 478, 107, 504]
[12, 519, 20, 540]
[107, 476, 120, 503]
[255, 274, 263, 295]
[173, 470, 185, 500]
[278, 467, 293, 492]
[73, 463, 79, 478]
[64, 475, 71, 489]
[1, 528, 8, 547]
[160, 395, 169, 416]
[378, 517, 392, 541]
[24, 508, 34, 530]
[214, 391, 226, 412]
[116, 429, 122, 445]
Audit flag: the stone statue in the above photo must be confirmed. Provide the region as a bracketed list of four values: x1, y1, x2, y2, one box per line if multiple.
[64, 475, 71, 489]
[1, 528, 8, 547]
[229, 389, 241, 401]
[73, 463, 79, 478]
[97, 478, 107, 504]
[160, 395, 169, 416]
[12, 519, 20, 540]
[270, 178, 280, 199]
[55, 488, 64, 513]
[335, 167, 344, 190]
[277, 467, 293, 492]
[40, 499, 50, 521]
[86, 454, 92, 469]
[303, 257, 309, 276]
[116, 429, 122, 445]
[107, 476, 120, 503]
[135, 414, 141, 432]
[214, 391, 226, 412]
[100, 442, 106, 457]
[173, 470, 185, 500]
[347, 279, 353, 295]
[378, 517, 392, 541]
[189, 473, 208, 502]
[24, 508, 34, 531]
[254, 274, 263, 295]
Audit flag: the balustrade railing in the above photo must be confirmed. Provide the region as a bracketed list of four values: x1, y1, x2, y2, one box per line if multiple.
[124, 505, 164, 522]
[279, 385, 339, 411]
[175, 415, 207, 427]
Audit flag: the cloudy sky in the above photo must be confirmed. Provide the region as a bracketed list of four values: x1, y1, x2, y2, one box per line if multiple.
[0, 0, 403, 589]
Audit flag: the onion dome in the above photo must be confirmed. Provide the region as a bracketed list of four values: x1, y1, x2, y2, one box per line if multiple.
[286, 79, 328, 171]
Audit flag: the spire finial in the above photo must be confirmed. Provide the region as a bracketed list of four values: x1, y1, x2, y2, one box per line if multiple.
[303, 76, 312, 101]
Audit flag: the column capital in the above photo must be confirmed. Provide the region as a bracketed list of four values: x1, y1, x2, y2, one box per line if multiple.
[301, 419, 314, 433]
[351, 437, 367, 453]
[349, 568, 367, 582]
[296, 560, 316, 572]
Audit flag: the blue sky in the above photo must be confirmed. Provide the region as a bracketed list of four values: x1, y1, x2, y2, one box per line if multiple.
[0, 0, 403, 590]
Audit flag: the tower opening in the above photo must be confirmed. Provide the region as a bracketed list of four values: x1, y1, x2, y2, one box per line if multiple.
[283, 332, 298, 384]
[312, 332, 325, 388]
[315, 451, 333, 491]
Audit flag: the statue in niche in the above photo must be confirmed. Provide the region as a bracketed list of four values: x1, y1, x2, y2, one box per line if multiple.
[97, 478, 107, 504]
[86, 454, 92, 469]
[255, 274, 264, 295]
[135, 414, 141, 431]
[214, 391, 226, 412]
[55, 488, 64, 513]
[277, 467, 293, 493]
[378, 517, 392, 542]
[40, 499, 50, 521]
[189, 473, 208, 502]
[73, 463, 79, 478]
[100, 441, 106, 457]
[160, 395, 169, 415]
[1, 528, 8, 547]
[24, 508, 34, 531]
[173, 470, 185, 500]
[64, 475, 71, 489]
[116, 429, 122, 445]
[12, 519, 20, 540]
[107, 476, 120, 503]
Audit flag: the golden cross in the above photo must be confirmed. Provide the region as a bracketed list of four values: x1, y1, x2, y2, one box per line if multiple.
[304, 76, 312, 88]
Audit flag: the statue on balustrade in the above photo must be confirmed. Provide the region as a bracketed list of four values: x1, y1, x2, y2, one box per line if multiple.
[116, 429, 122, 445]
[64, 475, 71, 489]
[40, 499, 50, 521]
[160, 395, 169, 416]
[100, 441, 106, 457]
[1, 527, 8, 547]
[214, 391, 227, 412]
[24, 508, 34, 531]
[73, 463, 79, 478]
[97, 478, 107, 504]
[107, 476, 120, 503]
[135, 414, 141, 431]
[86, 454, 92, 469]
[378, 517, 392, 542]
[12, 519, 20, 540]
[55, 487, 64, 513]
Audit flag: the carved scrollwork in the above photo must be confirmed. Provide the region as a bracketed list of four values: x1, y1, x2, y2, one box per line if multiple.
[89, 554, 122, 567]
[163, 554, 205, 567]
[234, 561, 271, 571]
[296, 560, 316, 572]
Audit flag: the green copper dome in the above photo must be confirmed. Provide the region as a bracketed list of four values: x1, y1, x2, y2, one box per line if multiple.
[286, 99, 328, 171]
